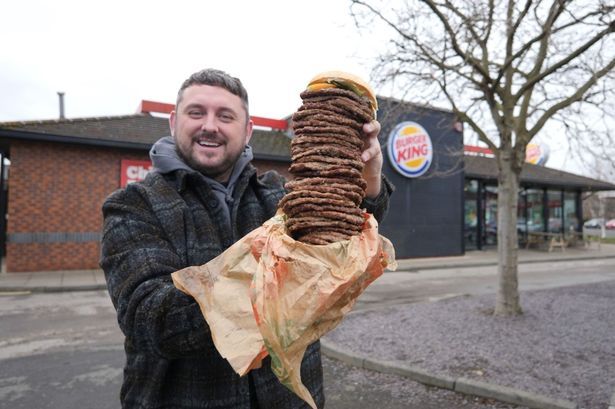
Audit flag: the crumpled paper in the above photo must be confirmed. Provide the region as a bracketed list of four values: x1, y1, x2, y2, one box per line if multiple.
[172, 210, 397, 408]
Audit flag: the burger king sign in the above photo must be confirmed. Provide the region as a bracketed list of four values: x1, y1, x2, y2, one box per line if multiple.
[387, 121, 433, 178]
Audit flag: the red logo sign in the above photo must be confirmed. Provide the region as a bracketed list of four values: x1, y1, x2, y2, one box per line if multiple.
[525, 143, 550, 166]
[120, 160, 153, 187]
[387, 121, 433, 178]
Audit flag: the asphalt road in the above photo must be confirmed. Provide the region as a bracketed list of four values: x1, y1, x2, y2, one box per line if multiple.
[4, 259, 613, 408]
[0, 292, 524, 409]
[0, 345, 519, 409]
[355, 258, 615, 312]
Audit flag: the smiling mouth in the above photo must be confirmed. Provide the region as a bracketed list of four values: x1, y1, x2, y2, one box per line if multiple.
[197, 140, 222, 148]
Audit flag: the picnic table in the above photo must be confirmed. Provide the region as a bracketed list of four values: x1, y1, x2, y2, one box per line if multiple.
[526, 232, 567, 252]
[526, 231, 601, 252]
[566, 231, 601, 250]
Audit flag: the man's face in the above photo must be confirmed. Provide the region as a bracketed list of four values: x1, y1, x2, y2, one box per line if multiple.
[170, 84, 253, 182]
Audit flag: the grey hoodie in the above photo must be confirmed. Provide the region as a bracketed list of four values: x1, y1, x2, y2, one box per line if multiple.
[149, 136, 254, 230]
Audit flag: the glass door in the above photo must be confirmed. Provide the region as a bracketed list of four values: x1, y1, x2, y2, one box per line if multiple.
[482, 185, 498, 246]
[464, 180, 478, 250]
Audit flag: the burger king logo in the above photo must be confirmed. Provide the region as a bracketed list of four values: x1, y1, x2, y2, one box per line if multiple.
[525, 143, 550, 166]
[387, 121, 433, 178]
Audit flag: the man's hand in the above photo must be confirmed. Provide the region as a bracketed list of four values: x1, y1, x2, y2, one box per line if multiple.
[361, 120, 383, 199]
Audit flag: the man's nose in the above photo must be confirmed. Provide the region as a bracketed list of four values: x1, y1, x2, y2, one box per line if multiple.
[201, 114, 219, 133]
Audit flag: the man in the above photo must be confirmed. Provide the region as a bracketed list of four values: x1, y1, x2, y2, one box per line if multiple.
[100, 68, 392, 408]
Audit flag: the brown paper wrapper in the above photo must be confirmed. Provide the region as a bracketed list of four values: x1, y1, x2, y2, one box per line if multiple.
[172, 210, 396, 408]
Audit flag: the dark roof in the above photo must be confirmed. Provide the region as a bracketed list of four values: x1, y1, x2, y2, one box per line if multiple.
[0, 114, 168, 140]
[2, 114, 612, 191]
[249, 130, 291, 161]
[0, 114, 291, 160]
[465, 154, 615, 191]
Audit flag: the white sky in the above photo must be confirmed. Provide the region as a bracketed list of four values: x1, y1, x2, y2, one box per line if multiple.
[0, 0, 597, 177]
[0, 0, 379, 122]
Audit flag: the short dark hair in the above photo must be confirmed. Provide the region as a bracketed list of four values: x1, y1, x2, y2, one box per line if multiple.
[176, 68, 249, 117]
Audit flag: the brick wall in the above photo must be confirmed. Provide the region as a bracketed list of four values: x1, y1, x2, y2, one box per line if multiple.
[5, 140, 290, 272]
[6, 141, 148, 272]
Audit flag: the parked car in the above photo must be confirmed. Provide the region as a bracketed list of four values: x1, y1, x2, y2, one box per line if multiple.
[583, 218, 605, 229]
[517, 219, 543, 234]
[548, 217, 562, 232]
[606, 219, 615, 229]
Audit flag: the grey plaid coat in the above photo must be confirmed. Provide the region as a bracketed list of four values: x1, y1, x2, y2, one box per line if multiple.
[100, 165, 392, 409]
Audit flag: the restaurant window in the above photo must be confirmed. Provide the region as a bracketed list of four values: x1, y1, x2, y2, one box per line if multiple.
[547, 189, 563, 233]
[563, 192, 579, 232]
[482, 185, 498, 245]
[517, 188, 528, 242]
[464, 180, 478, 249]
[526, 189, 544, 233]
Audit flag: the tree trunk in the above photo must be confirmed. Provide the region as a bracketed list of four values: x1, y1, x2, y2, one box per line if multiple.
[494, 153, 523, 316]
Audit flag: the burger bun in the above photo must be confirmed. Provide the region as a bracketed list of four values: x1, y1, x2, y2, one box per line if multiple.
[307, 70, 378, 116]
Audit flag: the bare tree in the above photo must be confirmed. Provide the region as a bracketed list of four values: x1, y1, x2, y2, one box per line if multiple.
[350, 0, 615, 315]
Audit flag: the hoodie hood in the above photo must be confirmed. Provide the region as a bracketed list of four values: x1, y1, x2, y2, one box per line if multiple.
[149, 135, 193, 174]
[149, 135, 253, 183]
[149, 135, 254, 229]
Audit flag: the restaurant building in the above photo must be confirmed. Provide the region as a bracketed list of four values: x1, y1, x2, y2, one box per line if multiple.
[1, 98, 613, 271]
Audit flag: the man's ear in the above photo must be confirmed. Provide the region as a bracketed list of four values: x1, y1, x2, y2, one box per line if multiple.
[169, 110, 176, 137]
[244, 119, 254, 145]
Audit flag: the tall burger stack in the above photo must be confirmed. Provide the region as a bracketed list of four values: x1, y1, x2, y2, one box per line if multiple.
[279, 71, 378, 245]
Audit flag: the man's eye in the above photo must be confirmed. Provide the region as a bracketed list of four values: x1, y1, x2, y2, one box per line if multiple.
[188, 111, 203, 117]
[220, 113, 235, 122]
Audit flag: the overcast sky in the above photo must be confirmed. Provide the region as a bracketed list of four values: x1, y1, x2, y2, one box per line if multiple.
[1, 0, 382, 122]
[1, 0, 596, 176]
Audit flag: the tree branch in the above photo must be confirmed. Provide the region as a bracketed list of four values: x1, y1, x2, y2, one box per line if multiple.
[515, 20, 614, 103]
[528, 56, 615, 136]
[440, 0, 489, 66]
[418, 0, 493, 81]
[495, 2, 608, 86]
[494, 0, 533, 87]
[434, 70, 499, 152]
[351, 0, 486, 89]
[483, 0, 495, 44]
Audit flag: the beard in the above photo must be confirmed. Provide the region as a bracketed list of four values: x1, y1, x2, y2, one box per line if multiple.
[174, 136, 243, 182]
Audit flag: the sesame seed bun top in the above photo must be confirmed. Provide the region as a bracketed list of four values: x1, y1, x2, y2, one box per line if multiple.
[307, 70, 378, 117]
